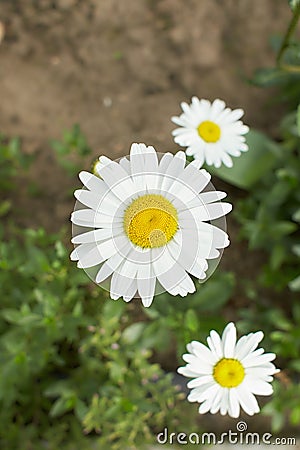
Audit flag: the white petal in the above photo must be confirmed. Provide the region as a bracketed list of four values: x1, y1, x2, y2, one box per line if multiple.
[78, 236, 129, 269]
[71, 209, 119, 228]
[190, 341, 218, 365]
[235, 331, 264, 360]
[220, 388, 229, 415]
[207, 329, 223, 359]
[119, 157, 130, 174]
[189, 202, 232, 222]
[222, 322, 237, 358]
[79, 171, 106, 192]
[71, 228, 114, 244]
[160, 151, 186, 193]
[187, 375, 214, 389]
[177, 366, 202, 378]
[77, 245, 107, 268]
[221, 153, 233, 168]
[198, 191, 227, 204]
[137, 264, 156, 307]
[155, 259, 195, 297]
[97, 160, 136, 202]
[236, 384, 260, 415]
[123, 278, 137, 302]
[187, 382, 215, 403]
[70, 243, 95, 261]
[242, 353, 276, 367]
[209, 99, 226, 120]
[228, 388, 240, 418]
[195, 383, 219, 403]
[244, 378, 273, 396]
[95, 251, 128, 283]
[209, 386, 223, 414]
[110, 270, 133, 300]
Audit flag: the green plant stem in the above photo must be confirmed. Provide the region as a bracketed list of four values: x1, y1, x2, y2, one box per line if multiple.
[276, 3, 300, 66]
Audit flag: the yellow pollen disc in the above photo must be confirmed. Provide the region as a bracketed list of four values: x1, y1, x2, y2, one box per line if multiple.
[213, 358, 245, 388]
[197, 120, 221, 143]
[124, 194, 178, 248]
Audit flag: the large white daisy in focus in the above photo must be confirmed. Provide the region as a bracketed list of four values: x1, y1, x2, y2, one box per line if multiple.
[70, 143, 232, 307]
[178, 323, 279, 418]
[172, 97, 249, 168]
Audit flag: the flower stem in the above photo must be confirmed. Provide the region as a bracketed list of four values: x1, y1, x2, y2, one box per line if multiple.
[276, 3, 300, 66]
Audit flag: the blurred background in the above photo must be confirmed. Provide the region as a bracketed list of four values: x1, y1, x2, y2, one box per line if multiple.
[0, 0, 300, 449]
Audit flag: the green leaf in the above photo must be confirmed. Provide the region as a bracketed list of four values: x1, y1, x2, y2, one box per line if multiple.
[1, 309, 22, 324]
[49, 396, 75, 418]
[75, 399, 89, 421]
[271, 220, 297, 238]
[290, 406, 300, 425]
[0, 200, 11, 217]
[297, 103, 300, 136]
[292, 244, 300, 257]
[289, 0, 300, 12]
[290, 360, 300, 372]
[184, 309, 198, 332]
[289, 274, 300, 291]
[251, 67, 290, 87]
[122, 323, 145, 344]
[192, 273, 235, 311]
[270, 244, 286, 270]
[207, 130, 281, 189]
[292, 208, 300, 222]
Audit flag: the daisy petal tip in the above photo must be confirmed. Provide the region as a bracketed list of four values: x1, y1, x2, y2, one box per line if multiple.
[141, 297, 153, 308]
[224, 159, 233, 168]
[177, 367, 186, 376]
[70, 249, 78, 261]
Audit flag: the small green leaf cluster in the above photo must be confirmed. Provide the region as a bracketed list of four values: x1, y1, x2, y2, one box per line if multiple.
[51, 124, 92, 176]
[0, 224, 187, 449]
[0, 135, 33, 217]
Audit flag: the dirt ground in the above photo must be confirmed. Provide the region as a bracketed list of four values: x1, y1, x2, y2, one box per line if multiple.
[0, 0, 292, 229]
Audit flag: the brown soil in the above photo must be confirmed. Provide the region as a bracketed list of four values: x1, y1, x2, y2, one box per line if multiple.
[0, 0, 292, 230]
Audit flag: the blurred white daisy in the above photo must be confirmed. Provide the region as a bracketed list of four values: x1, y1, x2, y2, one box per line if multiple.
[172, 97, 249, 168]
[70, 143, 232, 307]
[178, 322, 279, 418]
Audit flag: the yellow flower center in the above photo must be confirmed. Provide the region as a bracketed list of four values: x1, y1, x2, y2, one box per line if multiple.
[124, 194, 178, 248]
[197, 120, 221, 143]
[213, 358, 245, 388]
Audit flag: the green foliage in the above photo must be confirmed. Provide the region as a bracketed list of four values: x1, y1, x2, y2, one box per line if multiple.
[208, 130, 281, 189]
[235, 113, 300, 290]
[142, 272, 235, 358]
[228, 4, 300, 431]
[0, 226, 185, 449]
[0, 134, 33, 217]
[251, 1, 300, 108]
[51, 124, 92, 176]
[289, 0, 300, 12]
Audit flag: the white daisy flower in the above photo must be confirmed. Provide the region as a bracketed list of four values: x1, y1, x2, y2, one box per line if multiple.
[171, 97, 249, 168]
[178, 323, 279, 418]
[70, 143, 232, 307]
